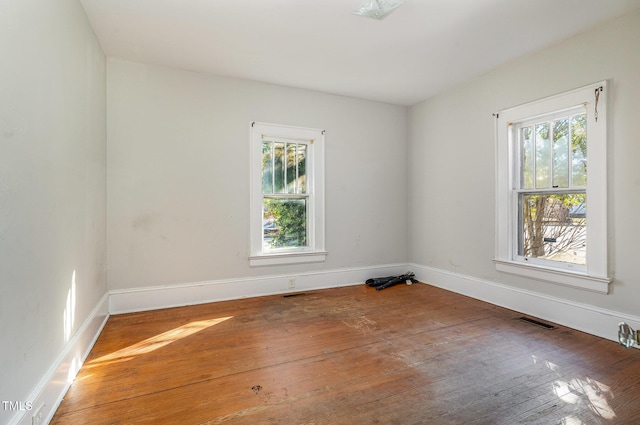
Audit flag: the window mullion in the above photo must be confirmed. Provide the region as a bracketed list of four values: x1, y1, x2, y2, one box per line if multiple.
[515, 187, 584, 195]
[264, 193, 308, 199]
[549, 119, 555, 188]
[532, 125, 537, 189]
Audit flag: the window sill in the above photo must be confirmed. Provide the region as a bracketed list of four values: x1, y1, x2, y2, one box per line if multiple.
[250, 251, 328, 267]
[494, 259, 610, 294]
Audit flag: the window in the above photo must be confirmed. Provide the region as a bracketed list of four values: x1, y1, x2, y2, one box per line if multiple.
[495, 82, 609, 293]
[249, 122, 326, 266]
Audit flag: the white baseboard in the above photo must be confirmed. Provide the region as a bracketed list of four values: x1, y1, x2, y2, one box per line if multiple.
[410, 263, 640, 347]
[111, 262, 640, 346]
[109, 263, 410, 314]
[9, 293, 110, 425]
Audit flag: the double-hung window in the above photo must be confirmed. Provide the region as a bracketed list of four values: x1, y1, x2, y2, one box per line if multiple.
[249, 122, 326, 266]
[495, 82, 610, 293]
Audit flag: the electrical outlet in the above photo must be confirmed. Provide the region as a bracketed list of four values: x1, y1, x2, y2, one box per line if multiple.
[32, 403, 45, 425]
[288, 277, 296, 289]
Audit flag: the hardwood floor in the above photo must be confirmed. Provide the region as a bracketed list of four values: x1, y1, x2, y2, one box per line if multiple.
[52, 283, 640, 424]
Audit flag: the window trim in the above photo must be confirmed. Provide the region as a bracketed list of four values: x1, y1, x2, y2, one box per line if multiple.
[494, 81, 610, 293]
[249, 122, 327, 266]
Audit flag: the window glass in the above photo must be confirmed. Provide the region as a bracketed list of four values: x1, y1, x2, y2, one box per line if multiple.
[263, 198, 307, 250]
[522, 126, 534, 189]
[273, 142, 285, 193]
[297, 144, 307, 194]
[571, 114, 587, 187]
[535, 122, 551, 188]
[261, 142, 273, 193]
[552, 118, 569, 188]
[519, 192, 586, 265]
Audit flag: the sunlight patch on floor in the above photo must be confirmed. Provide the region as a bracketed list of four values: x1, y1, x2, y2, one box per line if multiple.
[87, 316, 233, 367]
[533, 355, 616, 421]
[531, 354, 559, 371]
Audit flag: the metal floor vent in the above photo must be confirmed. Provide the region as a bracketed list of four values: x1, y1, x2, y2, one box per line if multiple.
[283, 293, 307, 298]
[518, 316, 557, 330]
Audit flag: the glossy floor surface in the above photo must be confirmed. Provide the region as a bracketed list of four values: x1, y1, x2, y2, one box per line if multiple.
[52, 283, 640, 424]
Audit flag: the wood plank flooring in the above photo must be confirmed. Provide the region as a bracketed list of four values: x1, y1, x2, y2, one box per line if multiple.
[51, 283, 640, 424]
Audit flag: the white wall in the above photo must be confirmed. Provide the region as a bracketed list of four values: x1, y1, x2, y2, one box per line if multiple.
[0, 0, 107, 422]
[107, 60, 408, 290]
[408, 10, 640, 317]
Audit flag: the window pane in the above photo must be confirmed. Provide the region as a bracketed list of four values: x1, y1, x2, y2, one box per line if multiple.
[519, 192, 586, 265]
[263, 198, 307, 249]
[521, 127, 534, 189]
[261, 142, 273, 193]
[571, 114, 587, 187]
[552, 118, 569, 188]
[273, 142, 285, 193]
[535, 123, 551, 188]
[298, 144, 307, 194]
[286, 143, 297, 194]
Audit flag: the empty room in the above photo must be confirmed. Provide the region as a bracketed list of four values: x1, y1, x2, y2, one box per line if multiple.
[2, 0, 640, 424]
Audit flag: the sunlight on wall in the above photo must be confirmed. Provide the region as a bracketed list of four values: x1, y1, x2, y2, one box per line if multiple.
[532, 355, 616, 421]
[63, 270, 77, 343]
[67, 354, 81, 384]
[87, 317, 233, 367]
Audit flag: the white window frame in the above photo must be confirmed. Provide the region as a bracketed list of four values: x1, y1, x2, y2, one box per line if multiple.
[494, 81, 610, 293]
[249, 122, 327, 266]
